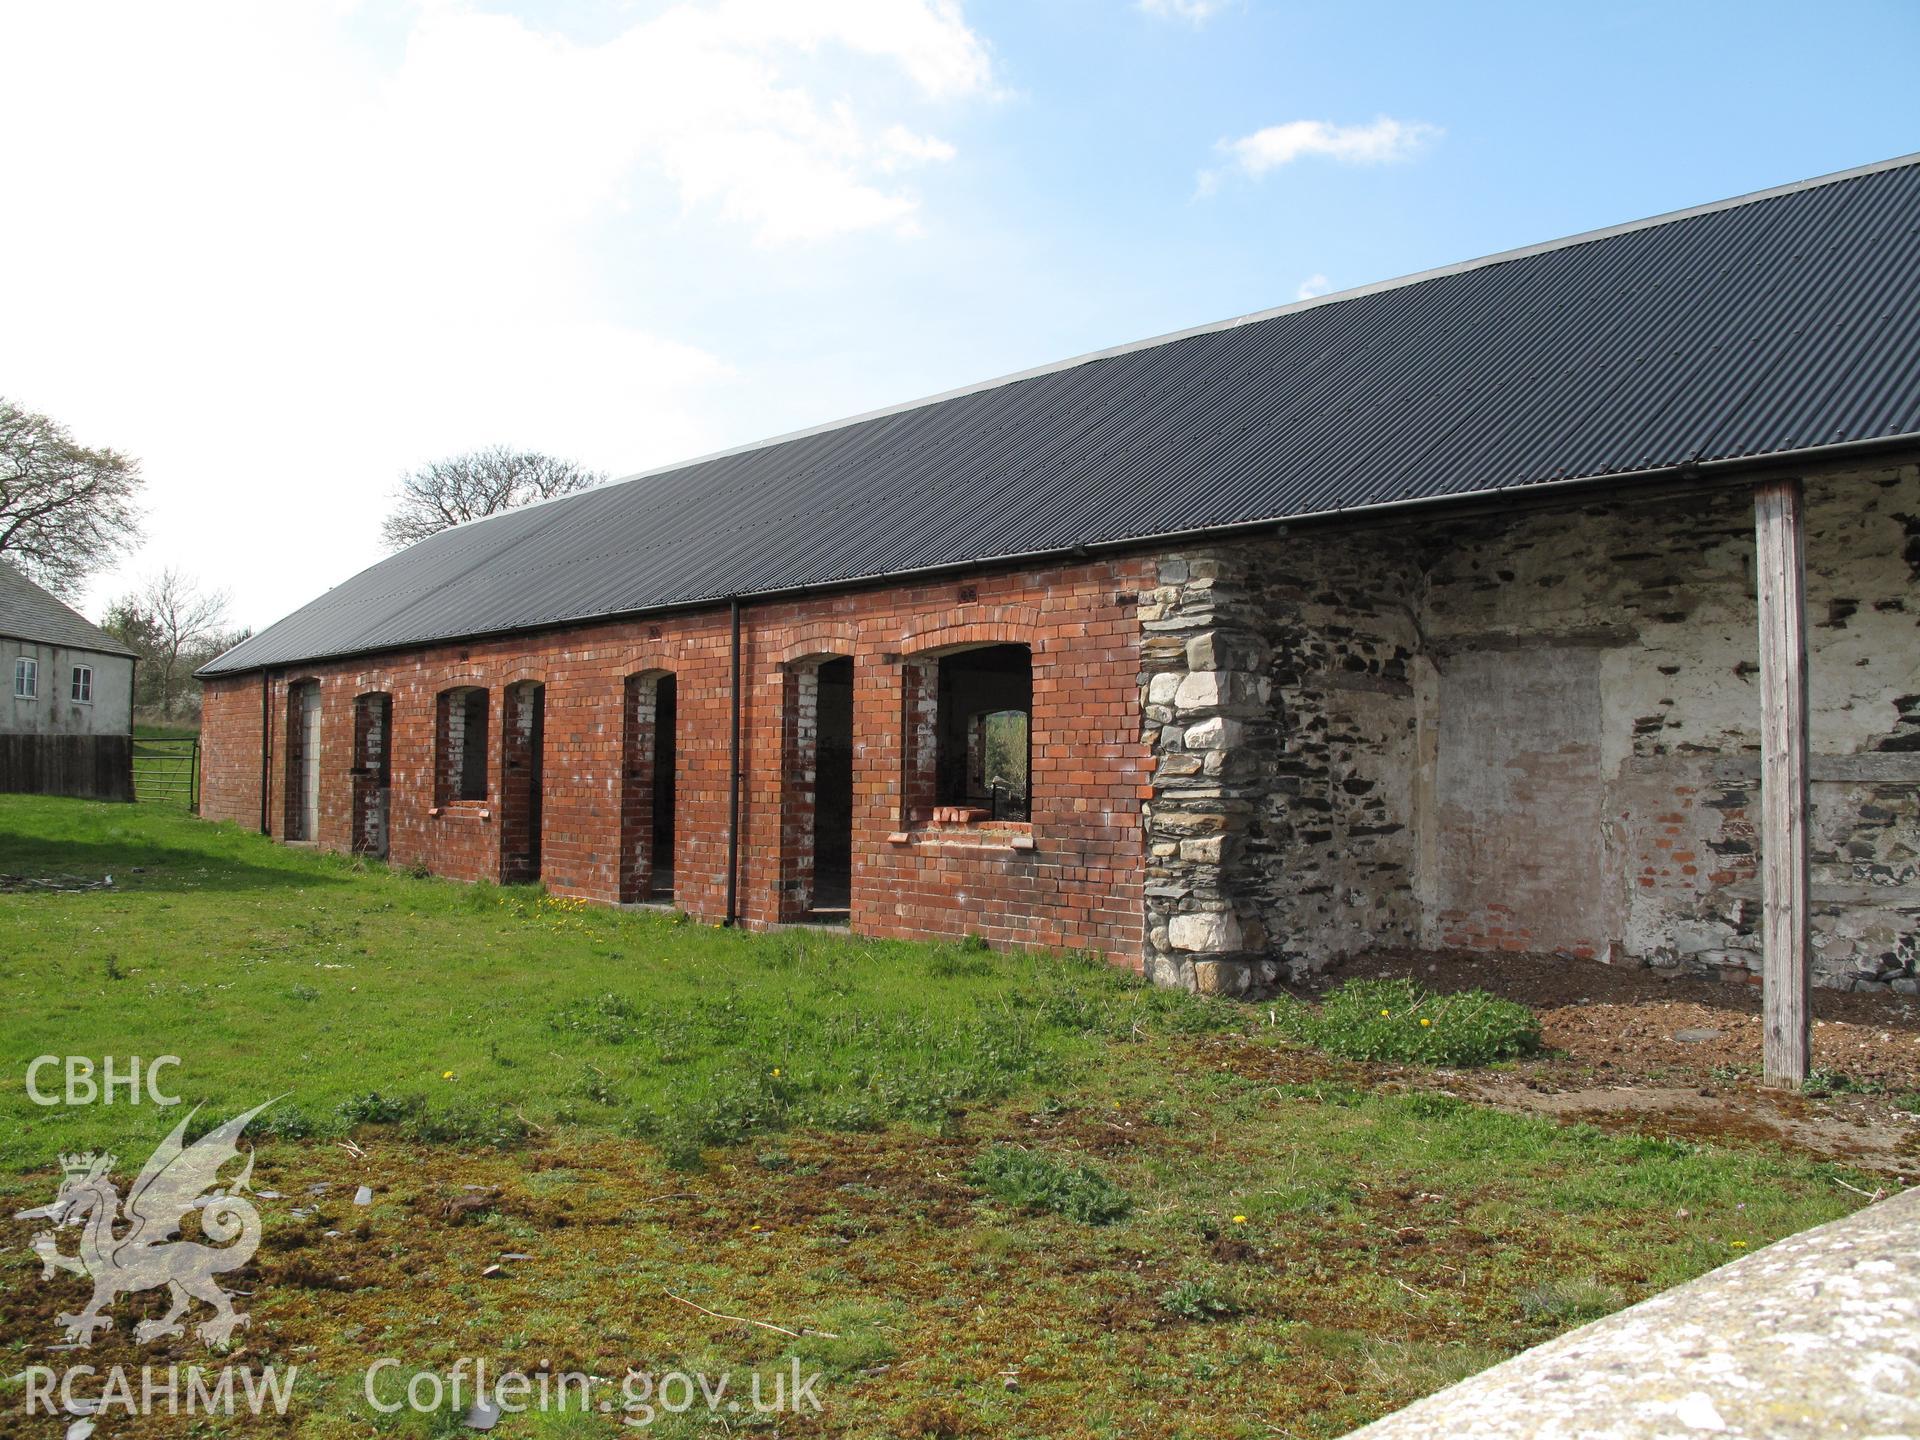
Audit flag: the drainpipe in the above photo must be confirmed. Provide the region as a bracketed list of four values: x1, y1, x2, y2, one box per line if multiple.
[724, 596, 743, 926]
[258, 670, 273, 834]
[124, 654, 139, 804]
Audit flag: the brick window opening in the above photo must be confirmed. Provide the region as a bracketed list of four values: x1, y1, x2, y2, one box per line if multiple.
[436, 685, 489, 804]
[902, 642, 1032, 824]
[780, 654, 854, 919]
[621, 672, 677, 902]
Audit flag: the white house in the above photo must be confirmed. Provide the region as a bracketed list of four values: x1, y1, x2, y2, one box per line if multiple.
[0, 563, 135, 737]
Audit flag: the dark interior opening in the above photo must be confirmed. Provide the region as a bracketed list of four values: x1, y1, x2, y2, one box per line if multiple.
[352, 692, 391, 859]
[504, 682, 545, 884]
[811, 656, 854, 914]
[649, 674, 677, 900]
[936, 643, 1031, 820]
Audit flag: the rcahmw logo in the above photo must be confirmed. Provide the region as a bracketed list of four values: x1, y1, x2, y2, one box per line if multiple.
[13, 1098, 299, 1421]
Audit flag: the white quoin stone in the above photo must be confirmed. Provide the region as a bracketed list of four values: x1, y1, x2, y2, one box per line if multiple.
[1179, 836, 1226, 865]
[1168, 910, 1244, 953]
[1147, 673, 1182, 706]
[1173, 671, 1228, 712]
[1184, 716, 1243, 751]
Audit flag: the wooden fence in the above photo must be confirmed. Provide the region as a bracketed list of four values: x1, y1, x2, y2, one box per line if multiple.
[0, 733, 135, 802]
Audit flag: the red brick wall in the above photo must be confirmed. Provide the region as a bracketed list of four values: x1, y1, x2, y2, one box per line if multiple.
[198, 558, 1152, 965]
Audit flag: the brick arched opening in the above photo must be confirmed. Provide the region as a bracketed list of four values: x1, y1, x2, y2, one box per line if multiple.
[621, 670, 678, 902]
[778, 652, 855, 920]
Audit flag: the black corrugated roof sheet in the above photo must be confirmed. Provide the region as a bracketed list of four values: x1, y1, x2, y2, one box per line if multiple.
[203, 155, 1920, 677]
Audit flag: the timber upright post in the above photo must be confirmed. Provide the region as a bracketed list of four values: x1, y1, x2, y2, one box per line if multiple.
[1753, 478, 1811, 1087]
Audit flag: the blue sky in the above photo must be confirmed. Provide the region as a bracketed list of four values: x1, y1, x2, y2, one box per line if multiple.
[1, 0, 1914, 629]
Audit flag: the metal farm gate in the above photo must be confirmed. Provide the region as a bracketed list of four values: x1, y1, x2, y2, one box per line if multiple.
[132, 736, 199, 810]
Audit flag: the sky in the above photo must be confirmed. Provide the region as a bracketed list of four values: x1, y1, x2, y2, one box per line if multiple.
[3, 0, 1916, 634]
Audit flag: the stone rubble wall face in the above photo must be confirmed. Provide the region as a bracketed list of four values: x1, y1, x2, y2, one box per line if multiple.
[1142, 461, 1920, 995]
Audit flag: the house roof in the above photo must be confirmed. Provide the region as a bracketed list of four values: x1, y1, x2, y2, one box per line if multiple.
[0, 563, 136, 658]
[202, 153, 1920, 678]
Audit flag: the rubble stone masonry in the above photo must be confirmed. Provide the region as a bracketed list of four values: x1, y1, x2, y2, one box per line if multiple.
[1143, 461, 1919, 994]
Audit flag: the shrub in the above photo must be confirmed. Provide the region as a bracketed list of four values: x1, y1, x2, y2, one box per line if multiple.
[256, 1103, 319, 1140]
[335, 1091, 426, 1127]
[1297, 978, 1539, 1066]
[965, 1145, 1130, 1224]
[404, 1101, 530, 1147]
[1158, 1277, 1241, 1321]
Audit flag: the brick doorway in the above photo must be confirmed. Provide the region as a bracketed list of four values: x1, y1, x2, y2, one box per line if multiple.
[285, 680, 321, 841]
[501, 681, 546, 884]
[351, 692, 391, 859]
[621, 672, 677, 902]
[780, 655, 854, 920]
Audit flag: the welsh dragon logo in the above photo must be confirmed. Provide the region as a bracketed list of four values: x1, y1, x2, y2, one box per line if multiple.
[14, 1100, 274, 1349]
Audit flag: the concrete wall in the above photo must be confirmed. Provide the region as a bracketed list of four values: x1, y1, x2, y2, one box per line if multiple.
[1145, 459, 1920, 994]
[0, 639, 133, 736]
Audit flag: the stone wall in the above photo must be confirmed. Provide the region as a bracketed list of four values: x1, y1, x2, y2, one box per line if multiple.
[1143, 460, 1920, 994]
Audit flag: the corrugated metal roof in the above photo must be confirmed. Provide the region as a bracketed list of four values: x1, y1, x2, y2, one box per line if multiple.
[0, 563, 136, 657]
[202, 154, 1920, 677]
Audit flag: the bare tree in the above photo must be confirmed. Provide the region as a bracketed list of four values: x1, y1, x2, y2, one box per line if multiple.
[380, 446, 606, 550]
[0, 398, 144, 597]
[104, 569, 241, 720]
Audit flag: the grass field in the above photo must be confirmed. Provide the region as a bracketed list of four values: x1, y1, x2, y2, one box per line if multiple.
[0, 797, 1871, 1438]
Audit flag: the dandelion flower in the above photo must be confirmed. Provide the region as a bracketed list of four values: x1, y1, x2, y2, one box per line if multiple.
[1232, 1215, 1247, 1225]
[1380, 1009, 1391, 1018]
[442, 1070, 454, 1080]
[771, 1068, 782, 1077]
[1419, 1018, 1431, 1027]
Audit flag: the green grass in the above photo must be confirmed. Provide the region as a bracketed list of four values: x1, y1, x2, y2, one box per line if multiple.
[0, 796, 1877, 1439]
[0, 795, 1230, 1170]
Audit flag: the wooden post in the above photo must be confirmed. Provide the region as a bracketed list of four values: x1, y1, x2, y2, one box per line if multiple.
[1754, 478, 1811, 1087]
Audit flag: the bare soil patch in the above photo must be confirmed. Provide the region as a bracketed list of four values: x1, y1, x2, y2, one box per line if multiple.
[1307, 949, 1920, 1177]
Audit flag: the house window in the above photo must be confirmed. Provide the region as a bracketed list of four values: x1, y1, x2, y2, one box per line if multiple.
[71, 665, 93, 703]
[13, 657, 37, 699]
[436, 686, 490, 803]
[903, 643, 1033, 823]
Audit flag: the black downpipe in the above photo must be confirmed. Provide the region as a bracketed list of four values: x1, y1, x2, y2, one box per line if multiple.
[258, 670, 273, 834]
[724, 597, 743, 926]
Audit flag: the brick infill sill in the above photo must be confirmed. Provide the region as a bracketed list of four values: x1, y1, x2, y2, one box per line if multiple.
[887, 823, 1035, 851]
[428, 802, 492, 822]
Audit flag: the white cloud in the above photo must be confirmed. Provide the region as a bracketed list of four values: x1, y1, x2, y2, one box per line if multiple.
[0, 0, 993, 628]
[1138, 0, 1232, 21]
[1295, 274, 1334, 301]
[1201, 116, 1440, 192]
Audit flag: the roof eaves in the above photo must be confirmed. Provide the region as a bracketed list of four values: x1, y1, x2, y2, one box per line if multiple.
[195, 425, 1920, 680]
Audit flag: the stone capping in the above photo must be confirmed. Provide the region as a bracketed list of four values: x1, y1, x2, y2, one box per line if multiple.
[892, 822, 1036, 851]
[1340, 1185, 1920, 1440]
